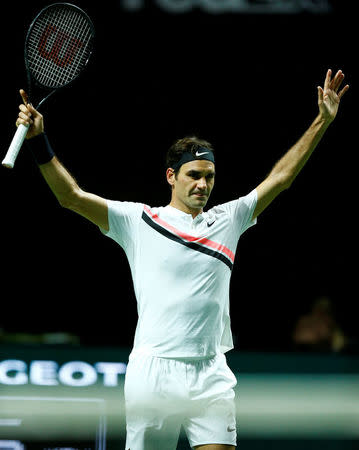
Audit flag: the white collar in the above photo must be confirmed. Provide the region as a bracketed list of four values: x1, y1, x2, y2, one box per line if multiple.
[164, 205, 204, 222]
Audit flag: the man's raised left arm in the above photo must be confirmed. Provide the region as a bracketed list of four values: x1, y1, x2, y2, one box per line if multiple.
[252, 69, 349, 220]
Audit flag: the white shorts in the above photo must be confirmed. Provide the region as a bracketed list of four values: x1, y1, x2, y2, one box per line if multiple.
[124, 352, 237, 449]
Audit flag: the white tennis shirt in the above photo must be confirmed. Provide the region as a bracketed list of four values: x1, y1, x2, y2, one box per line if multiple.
[101, 189, 257, 359]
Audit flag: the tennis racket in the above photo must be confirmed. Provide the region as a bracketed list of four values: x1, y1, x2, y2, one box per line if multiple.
[2, 2, 95, 169]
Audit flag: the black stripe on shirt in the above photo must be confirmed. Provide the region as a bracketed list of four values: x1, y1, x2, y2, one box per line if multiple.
[141, 211, 233, 271]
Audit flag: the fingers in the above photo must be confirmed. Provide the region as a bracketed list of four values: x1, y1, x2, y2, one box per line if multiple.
[330, 70, 345, 92]
[324, 69, 331, 91]
[329, 69, 349, 99]
[18, 88, 41, 116]
[19, 104, 30, 113]
[19, 111, 33, 122]
[324, 69, 348, 93]
[16, 117, 30, 128]
[16, 113, 33, 128]
[338, 83, 350, 99]
[18, 104, 32, 124]
[16, 89, 44, 135]
[18, 101, 41, 118]
[19, 89, 28, 106]
[17, 89, 32, 127]
[16, 103, 36, 128]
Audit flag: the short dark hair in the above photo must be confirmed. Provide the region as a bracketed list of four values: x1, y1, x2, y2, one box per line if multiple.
[166, 136, 215, 174]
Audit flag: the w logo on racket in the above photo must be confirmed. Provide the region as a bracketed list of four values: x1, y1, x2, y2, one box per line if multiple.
[38, 24, 84, 68]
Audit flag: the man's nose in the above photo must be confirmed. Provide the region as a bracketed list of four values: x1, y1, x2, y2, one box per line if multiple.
[197, 177, 207, 190]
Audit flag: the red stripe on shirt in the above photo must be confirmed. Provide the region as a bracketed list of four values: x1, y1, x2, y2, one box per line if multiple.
[143, 205, 235, 263]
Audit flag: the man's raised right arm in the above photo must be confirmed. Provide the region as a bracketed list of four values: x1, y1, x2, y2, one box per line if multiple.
[16, 89, 109, 231]
[39, 158, 109, 231]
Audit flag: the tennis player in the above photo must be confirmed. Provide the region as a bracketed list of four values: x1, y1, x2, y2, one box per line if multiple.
[16, 69, 348, 450]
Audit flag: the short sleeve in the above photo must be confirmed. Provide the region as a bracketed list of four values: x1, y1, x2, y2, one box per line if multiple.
[100, 200, 143, 251]
[213, 189, 257, 239]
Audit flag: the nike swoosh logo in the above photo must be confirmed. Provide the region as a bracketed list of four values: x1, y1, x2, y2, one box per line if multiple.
[207, 220, 215, 227]
[196, 151, 209, 157]
[227, 426, 236, 432]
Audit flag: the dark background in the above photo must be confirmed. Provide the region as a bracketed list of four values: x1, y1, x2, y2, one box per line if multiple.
[1, 0, 357, 351]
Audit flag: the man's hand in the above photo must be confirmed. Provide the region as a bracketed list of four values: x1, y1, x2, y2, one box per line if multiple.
[16, 89, 44, 139]
[318, 69, 349, 123]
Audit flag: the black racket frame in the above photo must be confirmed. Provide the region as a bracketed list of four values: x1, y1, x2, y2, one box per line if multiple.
[23, 2, 95, 110]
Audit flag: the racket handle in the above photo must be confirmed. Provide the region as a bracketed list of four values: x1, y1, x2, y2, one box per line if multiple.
[2, 124, 29, 169]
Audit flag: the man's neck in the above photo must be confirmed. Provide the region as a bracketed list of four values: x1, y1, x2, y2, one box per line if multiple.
[168, 199, 202, 218]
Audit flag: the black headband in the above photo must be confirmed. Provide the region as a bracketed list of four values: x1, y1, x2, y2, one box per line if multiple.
[171, 147, 215, 172]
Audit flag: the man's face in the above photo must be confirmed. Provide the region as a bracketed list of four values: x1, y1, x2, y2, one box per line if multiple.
[167, 160, 215, 216]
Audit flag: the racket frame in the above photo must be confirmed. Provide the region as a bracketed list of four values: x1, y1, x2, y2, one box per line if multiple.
[25, 2, 95, 110]
[2, 2, 95, 168]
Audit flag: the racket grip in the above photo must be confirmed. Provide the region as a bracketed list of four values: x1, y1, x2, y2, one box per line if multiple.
[2, 124, 29, 169]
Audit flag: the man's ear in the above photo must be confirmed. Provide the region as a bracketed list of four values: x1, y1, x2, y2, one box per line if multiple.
[166, 167, 175, 188]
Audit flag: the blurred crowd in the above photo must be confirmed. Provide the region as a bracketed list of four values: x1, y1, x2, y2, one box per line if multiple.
[291, 295, 358, 354]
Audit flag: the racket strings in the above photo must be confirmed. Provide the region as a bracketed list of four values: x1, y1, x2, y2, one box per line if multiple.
[30, 9, 91, 86]
[27, 5, 93, 88]
[33, 8, 91, 82]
